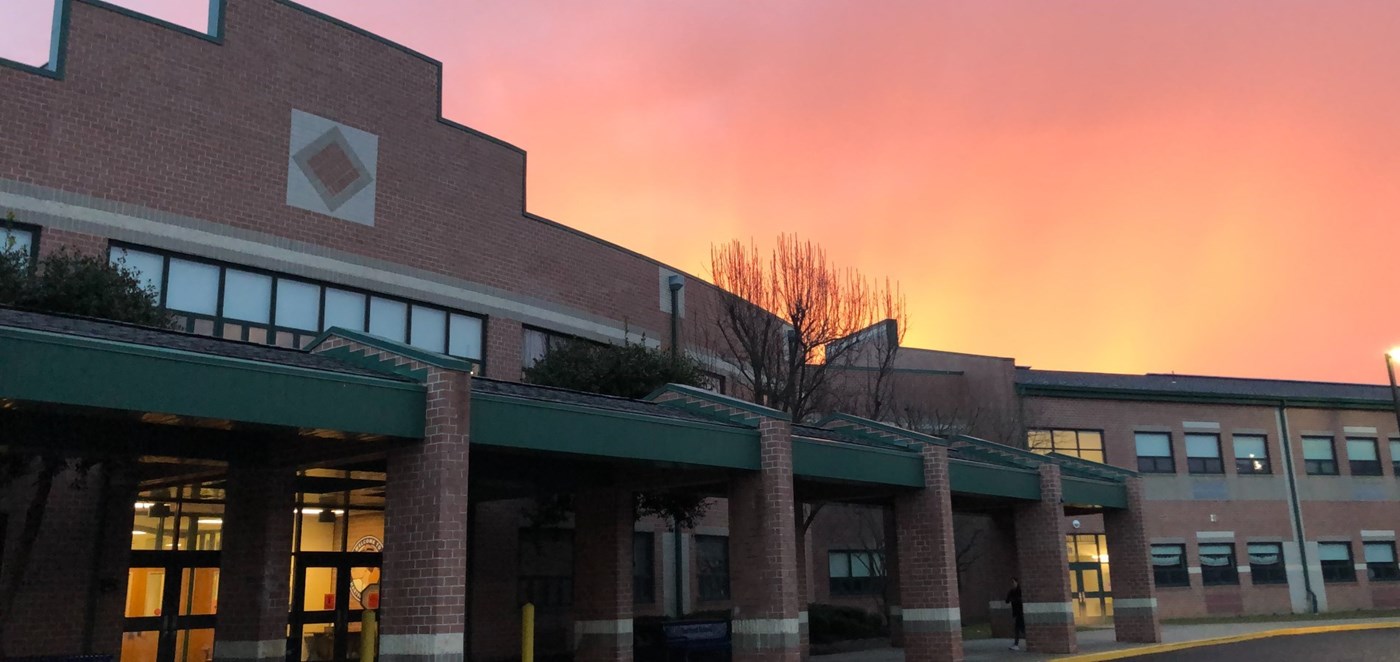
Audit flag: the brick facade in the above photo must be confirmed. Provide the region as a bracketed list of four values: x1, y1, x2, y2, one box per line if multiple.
[572, 486, 634, 662]
[728, 419, 801, 662]
[1013, 465, 1076, 654]
[1102, 477, 1161, 643]
[215, 456, 298, 662]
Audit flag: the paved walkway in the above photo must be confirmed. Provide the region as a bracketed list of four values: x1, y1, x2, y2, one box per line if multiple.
[812, 617, 1400, 661]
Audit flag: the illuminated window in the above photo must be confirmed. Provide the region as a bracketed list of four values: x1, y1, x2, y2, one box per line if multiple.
[1232, 435, 1271, 474]
[1027, 429, 1105, 464]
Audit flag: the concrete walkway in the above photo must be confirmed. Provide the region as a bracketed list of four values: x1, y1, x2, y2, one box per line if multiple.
[812, 617, 1400, 661]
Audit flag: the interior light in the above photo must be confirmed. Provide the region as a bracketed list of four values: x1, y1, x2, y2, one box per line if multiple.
[134, 501, 154, 510]
[132, 530, 147, 536]
[197, 518, 223, 525]
[300, 508, 324, 515]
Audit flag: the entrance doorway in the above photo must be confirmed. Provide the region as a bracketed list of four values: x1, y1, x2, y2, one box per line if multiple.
[1065, 533, 1112, 623]
[121, 550, 220, 662]
[290, 551, 382, 661]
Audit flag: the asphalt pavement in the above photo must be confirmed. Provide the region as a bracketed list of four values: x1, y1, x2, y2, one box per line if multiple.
[1125, 628, 1400, 661]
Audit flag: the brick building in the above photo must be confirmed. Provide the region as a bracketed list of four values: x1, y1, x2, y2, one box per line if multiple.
[0, 2, 1388, 662]
[0, 2, 1151, 662]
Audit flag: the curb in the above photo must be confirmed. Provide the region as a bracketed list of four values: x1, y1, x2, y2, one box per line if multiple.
[1054, 621, 1400, 661]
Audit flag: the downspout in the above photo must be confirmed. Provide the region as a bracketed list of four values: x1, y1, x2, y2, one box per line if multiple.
[1276, 401, 1318, 613]
[668, 275, 686, 618]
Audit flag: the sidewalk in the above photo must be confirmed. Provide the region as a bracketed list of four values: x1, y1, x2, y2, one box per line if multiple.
[812, 616, 1400, 661]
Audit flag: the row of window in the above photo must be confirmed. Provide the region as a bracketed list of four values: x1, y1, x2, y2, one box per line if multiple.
[1032, 427, 1400, 477]
[828, 550, 886, 596]
[1152, 540, 1399, 588]
[1, 223, 37, 262]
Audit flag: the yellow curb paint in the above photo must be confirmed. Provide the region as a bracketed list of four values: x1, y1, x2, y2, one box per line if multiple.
[1055, 621, 1400, 661]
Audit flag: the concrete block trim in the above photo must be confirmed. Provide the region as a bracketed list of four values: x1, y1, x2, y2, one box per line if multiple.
[888, 605, 903, 617]
[799, 611, 810, 624]
[1183, 421, 1222, 430]
[901, 607, 962, 633]
[574, 618, 634, 649]
[1345, 426, 1379, 434]
[1115, 598, 1158, 610]
[1362, 530, 1397, 541]
[988, 601, 1010, 611]
[380, 634, 465, 655]
[1196, 531, 1236, 541]
[214, 640, 284, 661]
[1023, 602, 1074, 625]
[732, 618, 801, 652]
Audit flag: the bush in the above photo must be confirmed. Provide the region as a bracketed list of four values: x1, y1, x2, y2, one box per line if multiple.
[807, 603, 887, 644]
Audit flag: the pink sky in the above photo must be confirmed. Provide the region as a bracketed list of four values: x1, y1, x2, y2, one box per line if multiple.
[3, 0, 1399, 383]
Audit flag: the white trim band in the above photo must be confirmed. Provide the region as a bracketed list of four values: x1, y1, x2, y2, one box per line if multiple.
[799, 611, 809, 624]
[1362, 530, 1397, 541]
[902, 608, 961, 623]
[214, 640, 284, 659]
[732, 618, 801, 635]
[380, 634, 465, 655]
[1183, 421, 1221, 430]
[1024, 602, 1073, 614]
[1345, 426, 1378, 434]
[1196, 531, 1236, 541]
[1115, 598, 1158, 610]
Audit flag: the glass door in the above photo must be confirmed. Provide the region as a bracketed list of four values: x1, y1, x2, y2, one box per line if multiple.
[289, 551, 381, 661]
[121, 550, 220, 662]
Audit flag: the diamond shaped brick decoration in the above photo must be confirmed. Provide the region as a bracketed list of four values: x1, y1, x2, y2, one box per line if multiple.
[286, 110, 378, 225]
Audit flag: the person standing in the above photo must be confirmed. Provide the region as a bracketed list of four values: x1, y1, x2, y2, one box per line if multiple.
[1006, 577, 1026, 651]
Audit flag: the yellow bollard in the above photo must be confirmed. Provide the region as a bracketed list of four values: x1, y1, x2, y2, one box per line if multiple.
[362, 609, 378, 661]
[522, 602, 536, 662]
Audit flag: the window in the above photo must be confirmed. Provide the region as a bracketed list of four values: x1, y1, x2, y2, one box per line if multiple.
[633, 532, 656, 604]
[1318, 542, 1356, 583]
[1185, 434, 1224, 474]
[1391, 440, 1400, 476]
[1027, 429, 1105, 464]
[1, 222, 38, 264]
[1199, 543, 1238, 586]
[1302, 437, 1337, 475]
[1247, 542, 1287, 585]
[1346, 438, 1382, 476]
[518, 529, 573, 607]
[522, 326, 585, 370]
[696, 535, 730, 601]
[828, 550, 885, 596]
[1135, 432, 1175, 473]
[1151, 544, 1189, 587]
[107, 244, 484, 362]
[1364, 542, 1399, 582]
[1233, 435, 1271, 474]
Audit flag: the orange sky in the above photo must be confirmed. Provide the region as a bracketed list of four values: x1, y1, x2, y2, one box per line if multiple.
[4, 1, 1399, 383]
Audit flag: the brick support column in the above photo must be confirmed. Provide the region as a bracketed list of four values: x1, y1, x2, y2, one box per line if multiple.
[213, 455, 296, 662]
[1013, 465, 1076, 654]
[893, 445, 963, 662]
[572, 486, 634, 662]
[795, 501, 810, 660]
[381, 368, 472, 662]
[728, 419, 800, 662]
[1103, 477, 1161, 643]
[882, 505, 905, 648]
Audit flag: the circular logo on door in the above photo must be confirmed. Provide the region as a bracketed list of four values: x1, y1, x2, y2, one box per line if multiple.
[351, 535, 383, 609]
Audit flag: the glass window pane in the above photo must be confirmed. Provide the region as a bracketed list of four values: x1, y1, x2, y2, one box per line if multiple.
[1200, 544, 1232, 564]
[1027, 430, 1052, 452]
[1185, 434, 1220, 458]
[165, 258, 220, 315]
[368, 297, 407, 342]
[449, 313, 484, 360]
[2, 228, 32, 256]
[851, 553, 873, 578]
[1082, 450, 1105, 464]
[410, 306, 447, 353]
[1150, 545, 1182, 566]
[111, 248, 166, 300]
[1303, 438, 1334, 460]
[1247, 543, 1281, 564]
[1135, 432, 1171, 458]
[1365, 543, 1396, 563]
[829, 553, 848, 578]
[1318, 543, 1351, 561]
[1392, 440, 1400, 462]
[323, 288, 366, 331]
[1052, 430, 1076, 451]
[275, 279, 321, 331]
[221, 269, 271, 323]
[1079, 431, 1103, 450]
[1347, 439, 1378, 461]
[1234, 435, 1267, 460]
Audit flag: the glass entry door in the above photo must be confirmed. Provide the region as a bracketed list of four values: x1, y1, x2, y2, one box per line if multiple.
[289, 551, 382, 661]
[121, 550, 220, 662]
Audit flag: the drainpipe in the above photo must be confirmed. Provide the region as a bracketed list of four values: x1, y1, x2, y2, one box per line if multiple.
[667, 275, 686, 618]
[1276, 401, 1318, 613]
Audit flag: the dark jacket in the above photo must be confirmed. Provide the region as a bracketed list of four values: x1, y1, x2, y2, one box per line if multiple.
[1005, 585, 1024, 619]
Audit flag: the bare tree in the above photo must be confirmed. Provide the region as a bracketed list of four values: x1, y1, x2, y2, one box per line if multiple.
[708, 235, 907, 422]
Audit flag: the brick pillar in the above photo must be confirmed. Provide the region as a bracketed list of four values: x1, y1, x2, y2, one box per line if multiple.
[88, 462, 139, 657]
[1013, 465, 1076, 654]
[893, 445, 963, 662]
[795, 501, 810, 660]
[213, 455, 296, 662]
[381, 368, 472, 662]
[1103, 477, 1161, 643]
[573, 486, 634, 662]
[728, 419, 800, 662]
[883, 505, 905, 648]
